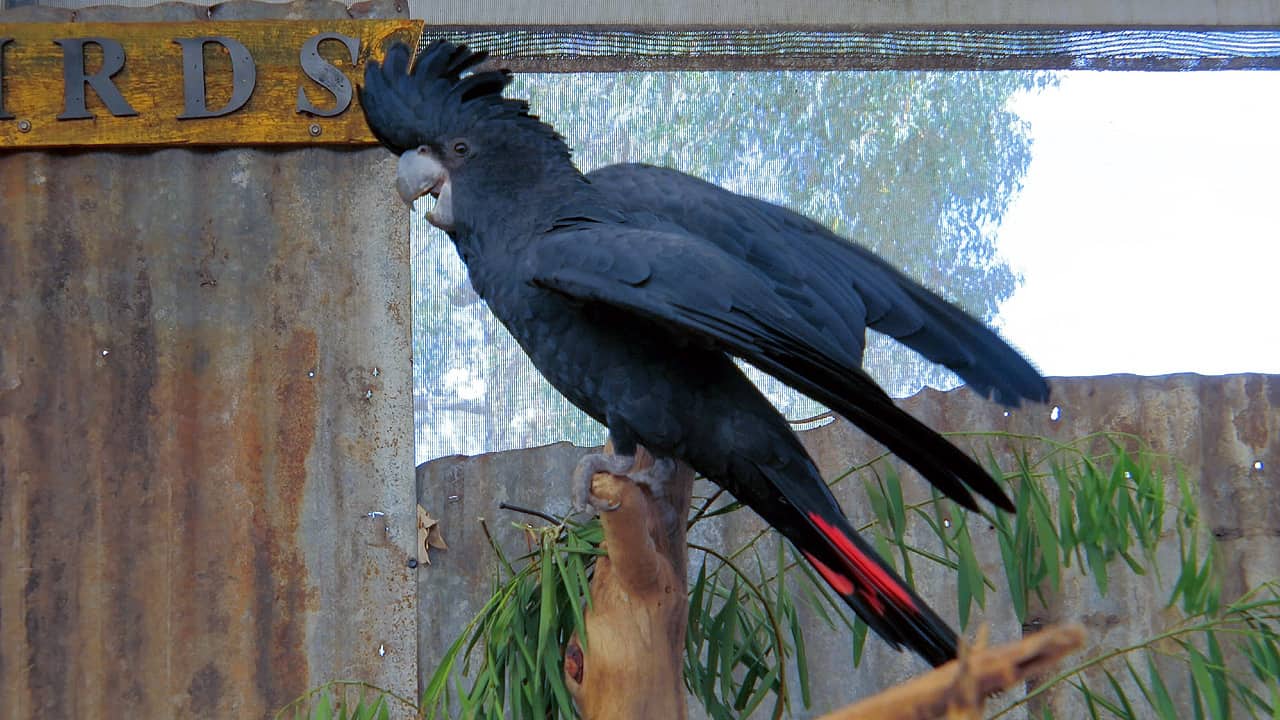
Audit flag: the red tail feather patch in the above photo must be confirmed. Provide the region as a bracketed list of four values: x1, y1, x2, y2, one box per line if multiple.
[808, 512, 916, 611]
[801, 550, 855, 597]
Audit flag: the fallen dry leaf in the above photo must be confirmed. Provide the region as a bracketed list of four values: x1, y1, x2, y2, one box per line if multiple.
[417, 505, 448, 564]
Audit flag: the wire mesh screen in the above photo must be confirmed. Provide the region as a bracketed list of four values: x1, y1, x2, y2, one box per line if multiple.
[409, 67, 1048, 460]
[404, 31, 1280, 463]
[427, 28, 1280, 71]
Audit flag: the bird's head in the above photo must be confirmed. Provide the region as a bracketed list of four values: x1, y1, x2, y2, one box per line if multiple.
[359, 40, 572, 233]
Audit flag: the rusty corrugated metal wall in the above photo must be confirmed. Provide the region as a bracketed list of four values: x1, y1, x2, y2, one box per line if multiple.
[0, 3, 417, 718]
[21, 0, 1280, 26]
[418, 373, 1278, 717]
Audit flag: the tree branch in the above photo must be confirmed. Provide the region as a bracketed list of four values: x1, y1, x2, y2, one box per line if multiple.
[817, 624, 1086, 720]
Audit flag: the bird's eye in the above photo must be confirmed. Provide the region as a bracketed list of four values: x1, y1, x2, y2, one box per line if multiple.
[452, 141, 469, 156]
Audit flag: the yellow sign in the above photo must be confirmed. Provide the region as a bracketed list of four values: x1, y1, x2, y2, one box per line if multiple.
[0, 20, 423, 148]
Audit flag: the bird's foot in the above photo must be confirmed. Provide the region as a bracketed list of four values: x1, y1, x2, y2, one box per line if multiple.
[572, 453, 635, 514]
[628, 457, 682, 529]
[572, 453, 681, 516]
[630, 457, 678, 492]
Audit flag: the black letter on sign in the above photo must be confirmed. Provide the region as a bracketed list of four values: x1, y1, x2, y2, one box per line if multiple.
[0, 38, 13, 120]
[174, 36, 256, 119]
[296, 33, 360, 117]
[55, 37, 138, 119]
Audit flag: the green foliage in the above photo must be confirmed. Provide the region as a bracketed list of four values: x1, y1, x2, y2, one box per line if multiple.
[980, 435, 1172, 622]
[419, 518, 601, 719]
[282, 431, 1278, 718]
[684, 542, 796, 720]
[997, 583, 1280, 719]
[848, 431, 1279, 718]
[274, 681, 408, 720]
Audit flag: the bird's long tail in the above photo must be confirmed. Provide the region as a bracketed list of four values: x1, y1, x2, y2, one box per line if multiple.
[749, 462, 958, 667]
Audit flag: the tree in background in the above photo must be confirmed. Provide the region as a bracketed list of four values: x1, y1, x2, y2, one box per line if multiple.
[412, 69, 1055, 462]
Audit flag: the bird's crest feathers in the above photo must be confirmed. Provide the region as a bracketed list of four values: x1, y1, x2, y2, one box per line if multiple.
[360, 40, 541, 154]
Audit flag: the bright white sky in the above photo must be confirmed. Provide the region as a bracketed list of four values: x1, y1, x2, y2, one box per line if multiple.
[995, 71, 1280, 378]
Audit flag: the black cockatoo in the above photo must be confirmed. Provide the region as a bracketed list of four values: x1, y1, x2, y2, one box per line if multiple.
[360, 40, 1048, 667]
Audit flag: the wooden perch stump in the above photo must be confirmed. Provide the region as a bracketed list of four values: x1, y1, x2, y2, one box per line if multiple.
[564, 446, 695, 720]
[560, 445, 1084, 720]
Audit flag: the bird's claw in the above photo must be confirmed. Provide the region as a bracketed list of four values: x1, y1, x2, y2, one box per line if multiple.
[571, 453, 682, 516]
[629, 457, 677, 489]
[572, 452, 635, 515]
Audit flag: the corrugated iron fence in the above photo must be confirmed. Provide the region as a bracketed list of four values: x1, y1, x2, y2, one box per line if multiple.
[419, 373, 1278, 717]
[0, 3, 417, 718]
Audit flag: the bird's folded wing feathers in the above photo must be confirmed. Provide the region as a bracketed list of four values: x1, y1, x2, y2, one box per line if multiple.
[528, 226, 856, 377]
[527, 224, 1014, 512]
[586, 163, 1049, 407]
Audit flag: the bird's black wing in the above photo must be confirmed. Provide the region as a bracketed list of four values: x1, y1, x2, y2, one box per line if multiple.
[586, 163, 1049, 408]
[528, 222, 1013, 512]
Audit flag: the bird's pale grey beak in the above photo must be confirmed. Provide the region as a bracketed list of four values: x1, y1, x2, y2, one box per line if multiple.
[397, 148, 454, 231]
